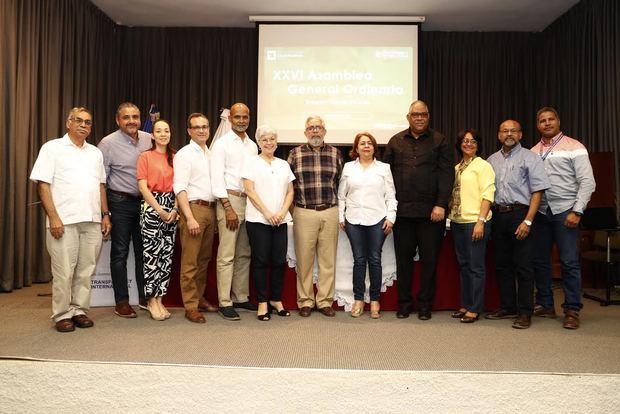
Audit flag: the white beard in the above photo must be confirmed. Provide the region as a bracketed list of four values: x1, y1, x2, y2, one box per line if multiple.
[309, 137, 324, 147]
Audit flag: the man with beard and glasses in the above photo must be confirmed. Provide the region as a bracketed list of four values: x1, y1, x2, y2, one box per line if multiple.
[486, 119, 549, 329]
[287, 116, 343, 317]
[210, 103, 258, 321]
[98, 102, 152, 318]
[530, 107, 595, 329]
[383, 100, 454, 321]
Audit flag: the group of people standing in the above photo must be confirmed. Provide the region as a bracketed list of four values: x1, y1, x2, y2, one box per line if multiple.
[30, 99, 595, 333]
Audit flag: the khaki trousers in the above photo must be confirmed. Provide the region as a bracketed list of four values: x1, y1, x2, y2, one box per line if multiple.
[46, 222, 102, 322]
[179, 203, 216, 310]
[292, 206, 339, 309]
[216, 194, 251, 307]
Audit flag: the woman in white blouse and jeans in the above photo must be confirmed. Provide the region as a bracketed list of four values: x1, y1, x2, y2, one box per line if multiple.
[338, 132, 397, 318]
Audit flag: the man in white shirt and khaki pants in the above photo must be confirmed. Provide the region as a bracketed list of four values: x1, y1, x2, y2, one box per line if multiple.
[30, 107, 112, 332]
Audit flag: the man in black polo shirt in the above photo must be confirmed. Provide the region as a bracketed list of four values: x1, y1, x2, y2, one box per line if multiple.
[383, 100, 454, 320]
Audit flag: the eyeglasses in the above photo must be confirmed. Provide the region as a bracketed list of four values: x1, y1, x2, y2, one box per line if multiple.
[499, 129, 520, 134]
[462, 139, 477, 145]
[189, 125, 209, 130]
[305, 125, 324, 132]
[408, 112, 429, 118]
[259, 137, 277, 143]
[70, 117, 92, 126]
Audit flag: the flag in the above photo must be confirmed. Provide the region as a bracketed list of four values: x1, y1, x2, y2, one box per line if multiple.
[142, 103, 160, 133]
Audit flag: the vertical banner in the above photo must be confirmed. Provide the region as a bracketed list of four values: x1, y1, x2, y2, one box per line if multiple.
[91, 240, 139, 306]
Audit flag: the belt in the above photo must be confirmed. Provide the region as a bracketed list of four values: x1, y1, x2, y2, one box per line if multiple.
[108, 189, 142, 200]
[227, 189, 247, 198]
[494, 204, 528, 213]
[295, 202, 337, 211]
[190, 199, 216, 208]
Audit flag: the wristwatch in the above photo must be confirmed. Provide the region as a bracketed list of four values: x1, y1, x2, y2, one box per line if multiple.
[102, 211, 112, 218]
[478, 217, 487, 223]
[572, 211, 583, 216]
[523, 219, 532, 226]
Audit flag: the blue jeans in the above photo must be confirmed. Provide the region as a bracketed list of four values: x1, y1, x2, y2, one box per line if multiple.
[532, 208, 583, 311]
[452, 221, 491, 313]
[107, 190, 145, 304]
[344, 219, 386, 301]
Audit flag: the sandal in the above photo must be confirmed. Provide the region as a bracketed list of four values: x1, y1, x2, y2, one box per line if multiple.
[350, 300, 364, 318]
[370, 301, 381, 319]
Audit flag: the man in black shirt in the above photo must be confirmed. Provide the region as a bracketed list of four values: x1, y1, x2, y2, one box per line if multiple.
[383, 100, 454, 320]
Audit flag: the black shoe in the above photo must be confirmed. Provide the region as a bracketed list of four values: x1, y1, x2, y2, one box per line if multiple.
[257, 313, 271, 321]
[485, 309, 518, 320]
[460, 313, 479, 323]
[451, 310, 467, 319]
[269, 304, 291, 317]
[219, 306, 240, 321]
[233, 301, 258, 311]
[418, 309, 432, 320]
[396, 308, 410, 319]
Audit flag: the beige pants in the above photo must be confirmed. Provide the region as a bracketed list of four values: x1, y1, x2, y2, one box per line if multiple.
[216, 194, 251, 307]
[46, 222, 102, 322]
[292, 206, 339, 309]
[178, 203, 216, 310]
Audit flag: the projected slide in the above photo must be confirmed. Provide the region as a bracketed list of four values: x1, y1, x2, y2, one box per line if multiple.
[257, 24, 418, 145]
[264, 47, 411, 138]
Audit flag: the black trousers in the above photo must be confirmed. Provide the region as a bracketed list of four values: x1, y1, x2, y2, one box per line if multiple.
[246, 221, 287, 303]
[393, 217, 445, 311]
[491, 208, 535, 315]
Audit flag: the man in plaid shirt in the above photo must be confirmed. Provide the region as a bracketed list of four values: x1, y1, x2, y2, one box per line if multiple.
[288, 116, 343, 317]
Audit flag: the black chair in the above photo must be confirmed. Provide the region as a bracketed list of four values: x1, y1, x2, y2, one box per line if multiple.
[581, 207, 620, 306]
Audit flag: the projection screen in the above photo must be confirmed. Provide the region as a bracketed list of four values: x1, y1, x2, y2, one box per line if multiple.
[257, 23, 419, 145]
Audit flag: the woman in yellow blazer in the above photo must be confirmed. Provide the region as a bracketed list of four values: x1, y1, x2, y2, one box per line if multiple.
[448, 129, 495, 323]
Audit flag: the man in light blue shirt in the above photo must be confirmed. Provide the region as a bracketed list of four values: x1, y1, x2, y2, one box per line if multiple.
[486, 119, 550, 329]
[98, 102, 152, 318]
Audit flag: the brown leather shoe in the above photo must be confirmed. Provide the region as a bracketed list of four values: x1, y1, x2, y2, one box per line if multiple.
[533, 305, 557, 318]
[71, 314, 94, 328]
[185, 309, 206, 323]
[198, 298, 218, 312]
[563, 310, 580, 330]
[114, 302, 137, 318]
[299, 306, 312, 317]
[318, 306, 336, 317]
[55, 318, 75, 332]
[512, 314, 531, 329]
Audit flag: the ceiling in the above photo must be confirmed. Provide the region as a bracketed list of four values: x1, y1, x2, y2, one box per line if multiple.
[90, 0, 580, 32]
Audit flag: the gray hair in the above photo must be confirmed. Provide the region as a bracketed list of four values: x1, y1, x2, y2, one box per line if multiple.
[305, 115, 325, 128]
[255, 124, 278, 141]
[66, 106, 92, 123]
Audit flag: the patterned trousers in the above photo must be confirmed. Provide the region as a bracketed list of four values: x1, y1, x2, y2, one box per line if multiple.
[140, 192, 177, 297]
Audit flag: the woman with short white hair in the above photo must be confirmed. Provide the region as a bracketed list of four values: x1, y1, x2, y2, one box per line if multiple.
[242, 125, 295, 321]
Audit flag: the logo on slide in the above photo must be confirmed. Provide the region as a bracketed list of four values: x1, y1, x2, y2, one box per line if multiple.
[267, 50, 276, 60]
[375, 50, 409, 60]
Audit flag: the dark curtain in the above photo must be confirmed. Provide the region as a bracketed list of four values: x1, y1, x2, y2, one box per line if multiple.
[0, 0, 117, 291]
[105, 26, 258, 150]
[419, 32, 536, 157]
[1, 0, 618, 291]
[534, 0, 620, 206]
